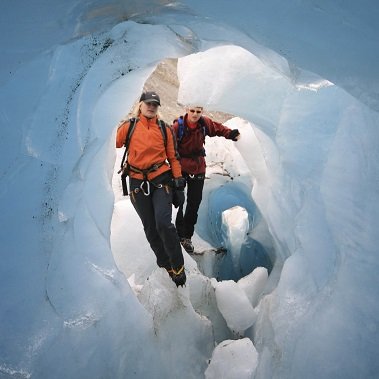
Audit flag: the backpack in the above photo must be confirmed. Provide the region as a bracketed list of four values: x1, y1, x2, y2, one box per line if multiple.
[175, 116, 208, 159]
[118, 117, 168, 196]
[176, 116, 208, 143]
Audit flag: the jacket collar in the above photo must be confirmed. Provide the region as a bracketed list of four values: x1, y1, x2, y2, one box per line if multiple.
[139, 114, 158, 125]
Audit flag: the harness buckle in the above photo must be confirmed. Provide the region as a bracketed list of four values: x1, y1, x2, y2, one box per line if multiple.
[151, 163, 160, 171]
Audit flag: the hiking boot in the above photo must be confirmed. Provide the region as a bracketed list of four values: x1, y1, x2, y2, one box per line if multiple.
[180, 238, 194, 254]
[170, 265, 186, 287]
[166, 268, 174, 278]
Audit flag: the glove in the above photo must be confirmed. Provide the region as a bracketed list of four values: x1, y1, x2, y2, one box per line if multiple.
[173, 177, 186, 190]
[172, 188, 185, 208]
[229, 129, 240, 141]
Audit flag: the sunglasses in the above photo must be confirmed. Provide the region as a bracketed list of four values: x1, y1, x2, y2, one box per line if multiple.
[189, 109, 202, 114]
[145, 102, 159, 107]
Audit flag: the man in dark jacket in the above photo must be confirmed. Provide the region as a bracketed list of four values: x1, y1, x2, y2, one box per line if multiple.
[172, 106, 240, 253]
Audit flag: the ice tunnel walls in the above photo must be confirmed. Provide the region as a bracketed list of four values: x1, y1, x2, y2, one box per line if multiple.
[111, 49, 280, 284]
[84, 22, 294, 291]
[83, 21, 379, 379]
[108, 20, 343, 375]
[2, 1, 379, 377]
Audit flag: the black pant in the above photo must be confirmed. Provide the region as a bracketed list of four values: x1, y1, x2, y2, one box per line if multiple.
[175, 173, 205, 239]
[129, 178, 184, 271]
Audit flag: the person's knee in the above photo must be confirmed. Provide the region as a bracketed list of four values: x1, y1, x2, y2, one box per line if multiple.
[155, 218, 173, 234]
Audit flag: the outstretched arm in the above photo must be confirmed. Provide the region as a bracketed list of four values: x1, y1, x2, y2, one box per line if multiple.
[204, 116, 240, 141]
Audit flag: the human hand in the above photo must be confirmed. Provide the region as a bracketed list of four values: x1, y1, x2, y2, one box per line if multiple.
[173, 177, 186, 190]
[172, 189, 185, 208]
[229, 129, 240, 141]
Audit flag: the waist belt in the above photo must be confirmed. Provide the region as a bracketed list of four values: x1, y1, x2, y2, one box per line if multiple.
[119, 161, 165, 196]
[128, 161, 165, 176]
[184, 172, 205, 180]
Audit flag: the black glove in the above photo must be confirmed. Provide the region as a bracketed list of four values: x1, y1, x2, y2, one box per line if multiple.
[172, 189, 185, 208]
[229, 129, 240, 141]
[173, 177, 186, 190]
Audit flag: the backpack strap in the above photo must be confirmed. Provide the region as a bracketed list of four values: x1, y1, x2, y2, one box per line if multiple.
[176, 116, 208, 144]
[118, 118, 168, 196]
[157, 119, 168, 148]
[177, 116, 185, 143]
[198, 116, 208, 138]
[124, 118, 138, 151]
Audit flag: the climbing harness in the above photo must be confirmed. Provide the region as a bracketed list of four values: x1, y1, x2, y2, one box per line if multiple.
[118, 117, 168, 196]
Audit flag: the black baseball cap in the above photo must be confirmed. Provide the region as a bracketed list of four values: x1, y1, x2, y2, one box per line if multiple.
[139, 91, 161, 105]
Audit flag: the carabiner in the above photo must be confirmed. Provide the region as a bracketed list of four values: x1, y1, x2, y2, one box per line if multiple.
[140, 180, 150, 196]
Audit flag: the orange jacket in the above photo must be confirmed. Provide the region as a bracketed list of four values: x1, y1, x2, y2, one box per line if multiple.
[116, 115, 182, 181]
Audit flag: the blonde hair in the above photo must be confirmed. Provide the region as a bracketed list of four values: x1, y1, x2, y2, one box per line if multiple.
[130, 101, 161, 119]
[118, 99, 162, 127]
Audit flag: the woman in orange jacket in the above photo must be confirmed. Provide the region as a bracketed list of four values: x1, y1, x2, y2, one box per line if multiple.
[116, 91, 186, 286]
